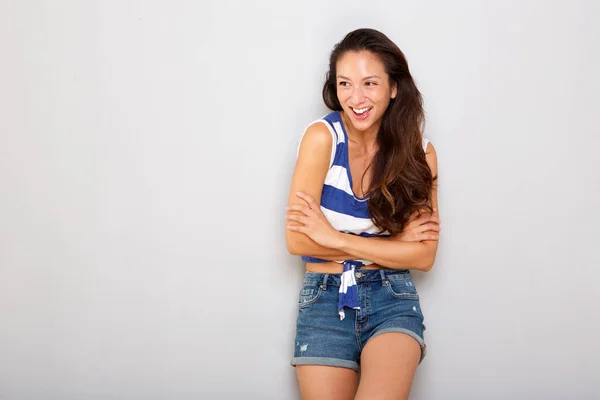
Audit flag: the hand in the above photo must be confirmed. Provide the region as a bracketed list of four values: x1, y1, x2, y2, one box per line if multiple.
[392, 208, 440, 242]
[286, 192, 344, 249]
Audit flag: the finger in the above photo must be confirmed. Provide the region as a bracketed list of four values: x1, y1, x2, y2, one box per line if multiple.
[407, 210, 420, 221]
[286, 214, 308, 225]
[409, 208, 432, 223]
[406, 215, 429, 229]
[416, 222, 440, 233]
[286, 211, 308, 220]
[406, 214, 420, 224]
[397, 236, 421, 243]
[286, 204, 309, 213]
[287, 205, 316, 219]
[296, 192, 318, 209]
[287, 224, 307, 233]
[420, 232, 440, 241]
[406, 210, 424, 225]
[415, 213, 439, 225]
[419, 206, 436, 214]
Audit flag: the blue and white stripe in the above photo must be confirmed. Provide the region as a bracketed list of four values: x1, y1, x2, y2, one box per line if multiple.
[297, 111, 430, 320]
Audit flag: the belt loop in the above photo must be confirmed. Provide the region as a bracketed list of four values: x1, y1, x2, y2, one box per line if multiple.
[379, 269, 388, 284]
[321, 273, 329, 290]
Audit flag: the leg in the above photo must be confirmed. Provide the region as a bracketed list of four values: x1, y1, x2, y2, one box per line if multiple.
[296, 365, 358, 400]
[354, 332, 421, 400]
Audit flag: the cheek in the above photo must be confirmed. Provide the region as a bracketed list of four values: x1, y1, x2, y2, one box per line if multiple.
[366, 86, 385, 98]
[373, 93, 393, 114]
[371, 89, 391, 105]
[337, 87, 351, 100]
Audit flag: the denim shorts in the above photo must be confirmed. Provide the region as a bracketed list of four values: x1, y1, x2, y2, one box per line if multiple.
[291, 268, 426, 372]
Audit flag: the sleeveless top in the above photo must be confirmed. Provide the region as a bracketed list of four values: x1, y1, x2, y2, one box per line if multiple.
[296, 111, 431, 319]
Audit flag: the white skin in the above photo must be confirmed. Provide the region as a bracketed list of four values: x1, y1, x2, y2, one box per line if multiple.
[286, 50, 440, 399]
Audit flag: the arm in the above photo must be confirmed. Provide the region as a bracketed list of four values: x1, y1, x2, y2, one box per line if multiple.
[291, 142, 440, 271]
[335, 142, 440, 271]
[335, 235, 435, 271]
[285, 122, 355, 260]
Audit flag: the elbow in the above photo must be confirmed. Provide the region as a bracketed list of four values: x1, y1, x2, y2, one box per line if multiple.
[286, 238, 298, 255]
[415, 253, 437, 272]
[287, 232, 318, 257]
[287, 242, 301, 256]
[420, 261, 434, 272]
[414, 243, 438, 272]
[286, 232, 304, 256]
[423, 256, 437, 272]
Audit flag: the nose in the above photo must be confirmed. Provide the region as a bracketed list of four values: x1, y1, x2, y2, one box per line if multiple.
[350, 86, 366, 105]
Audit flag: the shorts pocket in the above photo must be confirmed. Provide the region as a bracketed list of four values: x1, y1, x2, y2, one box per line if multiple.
[298, 283, 323, 308]
[383, 276, 419, 300]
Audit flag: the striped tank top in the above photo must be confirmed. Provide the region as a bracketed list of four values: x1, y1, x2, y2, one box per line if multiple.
[296, 111, 431, 319]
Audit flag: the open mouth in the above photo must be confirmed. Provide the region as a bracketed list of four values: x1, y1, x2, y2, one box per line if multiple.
[351, 106, 372, 120]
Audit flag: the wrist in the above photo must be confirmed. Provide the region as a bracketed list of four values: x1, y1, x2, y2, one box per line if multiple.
[332, 231, 347, 250]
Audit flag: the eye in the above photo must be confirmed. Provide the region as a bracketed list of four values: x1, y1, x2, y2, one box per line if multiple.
[365, 81, 377, 86]
[338, 81, 350, 87]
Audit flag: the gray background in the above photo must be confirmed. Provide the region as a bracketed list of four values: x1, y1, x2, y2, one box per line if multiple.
[1, 0, 599, 399]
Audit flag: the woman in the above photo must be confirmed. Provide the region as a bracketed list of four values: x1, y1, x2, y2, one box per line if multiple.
[285, 28, 440, 399]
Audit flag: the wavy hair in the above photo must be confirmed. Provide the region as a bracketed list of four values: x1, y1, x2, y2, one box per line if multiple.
[322, 28, 437, 234]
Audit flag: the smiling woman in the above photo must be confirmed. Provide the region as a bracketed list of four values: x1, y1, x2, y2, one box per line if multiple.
[285, 28, 440, 400]
[336, 51, 396, 129]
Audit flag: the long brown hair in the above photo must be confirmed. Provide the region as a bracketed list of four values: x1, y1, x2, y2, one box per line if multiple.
[322, 28, 436, 234]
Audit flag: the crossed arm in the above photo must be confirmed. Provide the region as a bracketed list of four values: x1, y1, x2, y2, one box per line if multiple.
[285, 122, 440, 272]
[287, 192, 439, 271]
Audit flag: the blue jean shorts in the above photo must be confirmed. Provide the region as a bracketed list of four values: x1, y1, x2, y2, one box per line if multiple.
[291, 268, 426, 372]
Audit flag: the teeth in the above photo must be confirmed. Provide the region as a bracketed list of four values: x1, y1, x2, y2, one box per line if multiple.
[353, 107, 371, 114]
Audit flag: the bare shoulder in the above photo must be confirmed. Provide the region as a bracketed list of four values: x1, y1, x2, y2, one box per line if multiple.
[298, 121, 333, 156]
[287, 121, 333, 217]
[425, 141, 438, 176]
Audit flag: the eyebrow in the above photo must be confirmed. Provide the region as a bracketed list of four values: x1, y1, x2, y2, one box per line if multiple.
[336, 75, 382, 81]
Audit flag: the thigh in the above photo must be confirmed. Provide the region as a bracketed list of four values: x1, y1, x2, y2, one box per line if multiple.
[354, 332, 421, 400]
[296, 365, 358, 400]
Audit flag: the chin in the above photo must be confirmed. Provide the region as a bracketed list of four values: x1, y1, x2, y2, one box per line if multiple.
[350, 114, 379, 132]
[344, 109, 374, 129]
[350, 120, 374, 132]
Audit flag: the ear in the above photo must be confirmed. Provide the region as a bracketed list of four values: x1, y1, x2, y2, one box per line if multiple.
[391, 82, 398, 99]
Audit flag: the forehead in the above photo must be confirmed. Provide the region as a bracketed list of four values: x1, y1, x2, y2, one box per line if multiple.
[336, 50, 387, 78]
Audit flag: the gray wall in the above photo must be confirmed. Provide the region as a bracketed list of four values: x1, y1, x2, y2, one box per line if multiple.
[1, 1, 599, 399]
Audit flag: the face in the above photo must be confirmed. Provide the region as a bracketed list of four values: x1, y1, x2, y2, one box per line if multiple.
[336, 50, 397, 133]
